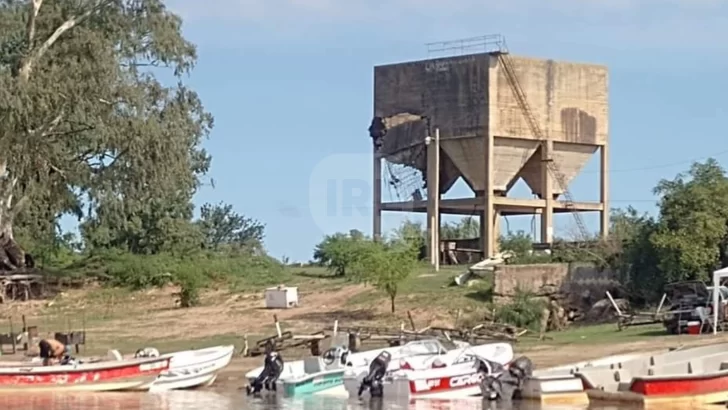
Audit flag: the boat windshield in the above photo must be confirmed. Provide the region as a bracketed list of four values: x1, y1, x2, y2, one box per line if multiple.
[399, 340, 447, 357]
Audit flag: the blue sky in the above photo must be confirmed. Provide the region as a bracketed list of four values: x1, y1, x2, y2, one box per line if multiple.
[131, 0, 728, 262]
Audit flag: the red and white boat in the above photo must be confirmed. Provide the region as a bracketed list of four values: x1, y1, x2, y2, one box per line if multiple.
[0, 356, 170, 392]
[343, 342, 514, 399]
[573, 343, 728, 406]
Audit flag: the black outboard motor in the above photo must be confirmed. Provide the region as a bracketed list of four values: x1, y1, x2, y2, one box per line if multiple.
[322, 346, 350, 366]
[479, 356, 534, 402]
[357, 350, 391, 398]
[246, 350, 284, 395]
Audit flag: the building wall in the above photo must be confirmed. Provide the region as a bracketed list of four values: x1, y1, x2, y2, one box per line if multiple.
[493, 262, 619, 298]
[491, 56, 609, 145]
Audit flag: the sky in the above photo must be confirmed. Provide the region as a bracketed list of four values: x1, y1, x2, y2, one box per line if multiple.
[127, 0, 728, 262]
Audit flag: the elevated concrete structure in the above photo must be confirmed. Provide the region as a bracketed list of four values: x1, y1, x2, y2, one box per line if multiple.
[371, 50, 609, 260]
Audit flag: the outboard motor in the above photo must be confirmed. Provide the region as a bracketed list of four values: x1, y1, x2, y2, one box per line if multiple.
[358, 351, 391, 398]
[246, 350, 284, 395]
[479, 356, 534, 402]
[322, 345, 350, 366]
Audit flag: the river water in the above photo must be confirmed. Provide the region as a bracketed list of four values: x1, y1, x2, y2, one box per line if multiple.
[0, 391, 640, 410]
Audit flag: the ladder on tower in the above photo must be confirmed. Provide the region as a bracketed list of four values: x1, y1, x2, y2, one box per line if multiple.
[491, 49, 590, 241]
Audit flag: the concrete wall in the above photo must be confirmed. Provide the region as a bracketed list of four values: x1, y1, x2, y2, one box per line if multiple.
[373, 53, 608, 195]
[491, 56, 608, 145]
[493, 262, 619, 300]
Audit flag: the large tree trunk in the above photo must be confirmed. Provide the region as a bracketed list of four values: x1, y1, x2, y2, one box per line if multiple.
[0, 160, 28, 271]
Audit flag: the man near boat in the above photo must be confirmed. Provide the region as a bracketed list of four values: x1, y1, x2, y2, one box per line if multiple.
[38, 338, 70, 366]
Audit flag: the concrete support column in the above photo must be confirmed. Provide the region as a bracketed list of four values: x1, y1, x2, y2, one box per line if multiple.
[426, 129, 440, 268]
[600, 144, 609, 239]
[540, 140, 554, 243]
[481, 135, 495, 259]
[493, 209, 502, 253]
[372, 154, 382, 241]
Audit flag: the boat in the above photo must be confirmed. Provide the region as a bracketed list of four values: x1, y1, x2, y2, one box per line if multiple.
[0, 355, 170, 392]
[246, 339, 471, 397]
[518, 351, 665, 406]
[573, 343, 728, 407]
[149, 345, 235, 391]
[342, 342, 515, 400]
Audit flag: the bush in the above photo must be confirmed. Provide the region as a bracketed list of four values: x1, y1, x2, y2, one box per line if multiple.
[175, 268, 205, 308]
[493, 289, 546, 332]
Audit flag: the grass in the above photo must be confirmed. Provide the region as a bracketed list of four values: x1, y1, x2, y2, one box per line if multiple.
[520, 323, 668, 347]
[345, 264, 476, 308]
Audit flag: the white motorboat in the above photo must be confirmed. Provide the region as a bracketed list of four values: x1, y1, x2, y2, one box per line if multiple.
[146, 345, 234, 391]
[342, 342, 515, 400]
[245, 339, 469, 397]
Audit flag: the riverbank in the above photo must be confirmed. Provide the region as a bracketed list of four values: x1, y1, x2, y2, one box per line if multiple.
[0, 264, 725, 391]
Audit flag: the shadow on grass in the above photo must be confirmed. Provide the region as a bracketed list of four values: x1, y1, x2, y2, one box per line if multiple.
[464, 289, 493, 303]
[292, 270, 340, 280]
[633, 328, 669, 337]
[289, 308, 376, 323]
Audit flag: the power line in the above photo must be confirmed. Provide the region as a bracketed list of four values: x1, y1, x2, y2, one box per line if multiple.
[582, 148, 728, 174]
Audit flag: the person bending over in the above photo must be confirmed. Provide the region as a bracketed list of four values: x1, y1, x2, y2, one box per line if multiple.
[38, 338, 68, 366]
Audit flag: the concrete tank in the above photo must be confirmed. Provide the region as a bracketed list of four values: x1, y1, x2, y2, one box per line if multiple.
[373, 52, 608, 198]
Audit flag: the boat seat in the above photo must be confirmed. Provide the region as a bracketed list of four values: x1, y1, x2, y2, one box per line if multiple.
[617, 382, 632, 391]
[303, 357, 324, 375]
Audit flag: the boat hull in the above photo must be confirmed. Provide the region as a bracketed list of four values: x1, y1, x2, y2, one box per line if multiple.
[575, 343, 728, 407]
[0, 357, 169, 392]
[280, 370, 345, 397]
[149, 345, 234, 392]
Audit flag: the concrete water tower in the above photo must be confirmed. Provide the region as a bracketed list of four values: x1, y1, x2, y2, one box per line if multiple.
[369, 35, 609, 263]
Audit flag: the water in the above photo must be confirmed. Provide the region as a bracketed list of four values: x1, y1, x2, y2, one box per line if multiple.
[0, 392, 639, 410]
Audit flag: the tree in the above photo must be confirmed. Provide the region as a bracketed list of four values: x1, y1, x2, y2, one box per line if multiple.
[352, 240, 417, 313]
[312, 230, 368, 276]
[0, 0, 212, 264]
[197, 202, 265, 252]
[650, 159, 728, 283]
[441, 217, 479, 239]
[392, 219, 425, 254]
[499, 231, 533, 255]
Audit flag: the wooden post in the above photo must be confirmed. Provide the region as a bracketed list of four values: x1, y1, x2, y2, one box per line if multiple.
[82, 311, 86, 353]
[273, 315, 282, 338]
[310, 340, 320, 356]
[407, 311, 416, 331]
[21, 315, 27, 351]
[9, 317, 15, 354]
[241, 335, 249, 357]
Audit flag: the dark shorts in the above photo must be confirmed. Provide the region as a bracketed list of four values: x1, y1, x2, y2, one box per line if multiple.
[39, 340, 52, 359]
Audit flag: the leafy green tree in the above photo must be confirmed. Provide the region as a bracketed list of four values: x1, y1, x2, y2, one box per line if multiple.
[197, 202, 265, 252]
[0, 0, 212, 262]
[441, 217, 479, 239]
[352, 240, 417, 313]
[499, 231, 533, 255]
[312, 230, 368, 276]
[650, 159, 728, 283]
[392, 219, 425, 253]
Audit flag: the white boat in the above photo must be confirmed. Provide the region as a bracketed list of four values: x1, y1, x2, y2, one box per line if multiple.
[519, 350, 671, 406]
[342, 342, 514, 399]
[148, 345, 234, 391]
[246, 339, 470, 397]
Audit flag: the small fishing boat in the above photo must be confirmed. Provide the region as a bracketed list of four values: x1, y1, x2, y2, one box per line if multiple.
[343, 342, 515, 400]
[574, 343, 728, 407]
[0, 355, 170, 392]
[149, 345, 235, 391]
[247, 339, 470, 397]
[518, 351, 663, 406]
